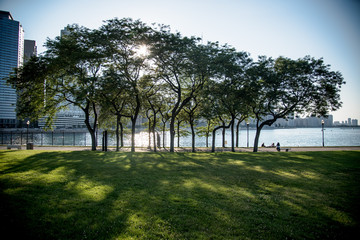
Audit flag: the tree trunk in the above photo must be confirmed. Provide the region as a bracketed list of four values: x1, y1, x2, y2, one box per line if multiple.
[211, 126, 223, 152]
[88, 127, 96, 151]
[131, 118, 136, 152]
[211, 128, 217, 152]
[153, 129, 157, 152]
[84, 102, 97, 151]
[253, 118, 276, 152]
[206, 120, 210, 148]
[120, 122, 124, 147]
[153, 113, 157, 152]
[212, 122, 232, 152]
[130, 94, 141, 152]
[162, 124, 166, 148]
[169, 117, 175, 152]
[206, 132, 209, 148]
[236, 120, 241, 148]
[231, 119, 235, 152]
[253, 126, 263, 152]
[116, 114, 120, 151]
[148, 118, 151, 148]
[190, 122, 195, 152]
[177, 120, 180, 148]
[222, 127, 226, 148]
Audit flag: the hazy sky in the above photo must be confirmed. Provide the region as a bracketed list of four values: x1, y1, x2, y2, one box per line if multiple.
[1, 0, 359, 121]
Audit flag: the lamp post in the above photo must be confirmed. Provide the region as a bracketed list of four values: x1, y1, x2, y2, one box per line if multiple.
[26, 120, 30, 144]
[247, 122, 249, 148]
[321, 120, 325, 147]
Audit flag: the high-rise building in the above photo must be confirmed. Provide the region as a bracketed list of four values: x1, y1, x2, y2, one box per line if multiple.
[24, 39, 37, 61]
[351, 119, 358, 126]
[0, 11, 24, 128]
[15, 39, 38, 128]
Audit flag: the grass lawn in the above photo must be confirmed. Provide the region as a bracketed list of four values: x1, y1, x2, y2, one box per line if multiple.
[0, 150, 359, 239]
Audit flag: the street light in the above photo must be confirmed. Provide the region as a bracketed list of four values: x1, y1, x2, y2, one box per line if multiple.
[321, 120, 325, 147]
[26, 120, 30, 144]
[247, 122, 249, 148]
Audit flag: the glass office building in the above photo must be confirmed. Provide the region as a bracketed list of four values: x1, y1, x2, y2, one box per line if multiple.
[0, 11, 24, 128]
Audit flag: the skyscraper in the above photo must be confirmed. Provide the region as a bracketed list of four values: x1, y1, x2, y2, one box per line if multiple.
[0, 11, 24, 128]
[24, 39, 37, 61]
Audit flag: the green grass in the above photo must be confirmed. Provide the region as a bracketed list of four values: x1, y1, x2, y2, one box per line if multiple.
[1, 150, 359, 239]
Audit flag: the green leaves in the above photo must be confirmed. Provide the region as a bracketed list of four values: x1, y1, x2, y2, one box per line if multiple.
[6, 17, 345, 152]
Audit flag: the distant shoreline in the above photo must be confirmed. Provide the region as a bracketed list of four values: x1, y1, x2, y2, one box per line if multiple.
[0, 126, 359, 132]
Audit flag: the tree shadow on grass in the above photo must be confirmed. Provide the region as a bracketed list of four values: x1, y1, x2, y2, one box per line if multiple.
[0, 150, 359, 239]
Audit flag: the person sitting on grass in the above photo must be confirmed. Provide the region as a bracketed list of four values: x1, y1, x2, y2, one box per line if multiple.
[276, 142, 280, 152]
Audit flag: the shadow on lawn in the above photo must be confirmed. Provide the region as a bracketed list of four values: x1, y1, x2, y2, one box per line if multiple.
[1, 151, 359, 239]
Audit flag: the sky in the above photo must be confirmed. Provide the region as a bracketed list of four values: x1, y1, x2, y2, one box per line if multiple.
[1, 0, 359, 122]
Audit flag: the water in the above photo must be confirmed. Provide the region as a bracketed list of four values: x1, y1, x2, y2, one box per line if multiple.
[1, 127, 359, 147]
[172, 127, 360, 147]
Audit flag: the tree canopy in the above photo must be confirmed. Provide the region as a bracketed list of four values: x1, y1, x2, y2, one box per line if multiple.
[7, 18, 345, 152]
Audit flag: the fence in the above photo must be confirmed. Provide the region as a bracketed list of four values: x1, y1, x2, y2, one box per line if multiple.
[0, 129, 165, 147]
[0, 130, 93, 146]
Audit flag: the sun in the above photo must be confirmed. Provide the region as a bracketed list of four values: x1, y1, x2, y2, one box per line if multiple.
[136, 45, 149, 57]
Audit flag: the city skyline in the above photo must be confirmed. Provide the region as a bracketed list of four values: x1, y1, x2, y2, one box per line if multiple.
[1, 0, 359, 122]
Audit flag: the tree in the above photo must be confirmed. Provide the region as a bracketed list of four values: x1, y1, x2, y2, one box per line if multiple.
[158, 93, 172, 148]
[183, 96, 200, 152]
[214, 49, 252, 152]
[9, 25, 106, 151]
[249, 56, 345, 152]
[235, 115, 248, 148]
[98, 66, 130, 151]
[101, 18, 152, 152]
[175, 110, 190, 148]
[7, 56, 58, 127]
[201, 46, 252, 152]
[142, 75, 162, 152]
[46, 25, 106, 151]
[196, 119, 215, 148]
[150, 28, 211, 152]
[202, 79, 232, 152]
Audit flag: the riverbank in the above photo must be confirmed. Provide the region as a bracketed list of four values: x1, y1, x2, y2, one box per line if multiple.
[1, 145, 360, 152]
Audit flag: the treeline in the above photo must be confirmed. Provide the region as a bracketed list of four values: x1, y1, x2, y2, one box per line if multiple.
[8, 18, 345, 152]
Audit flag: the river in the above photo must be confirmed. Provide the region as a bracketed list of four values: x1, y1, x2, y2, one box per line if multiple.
[1, 127, 359, 147]
[169, 127, 360, 148]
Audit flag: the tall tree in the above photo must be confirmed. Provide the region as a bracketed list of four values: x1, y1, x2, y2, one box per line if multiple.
[158, 93, 172, 148]
[216, 50, 252, 152]
[202, 80, 232, 152]
[150, 28, 212, 152]
[101, 18, 152, 152]
[202, 47, 252, 152]
[98, 66, 130, 151]
[46, 25, 106, 151]
[249, 56, 345, 152]
[9, 25, 106, 150]
[141, 75, 162, 151]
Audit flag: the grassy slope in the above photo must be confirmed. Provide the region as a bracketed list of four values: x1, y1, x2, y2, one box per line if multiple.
[0, 150, 359, 239]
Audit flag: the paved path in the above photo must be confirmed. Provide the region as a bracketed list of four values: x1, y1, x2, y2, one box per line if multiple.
[1, 145, 360, 152]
